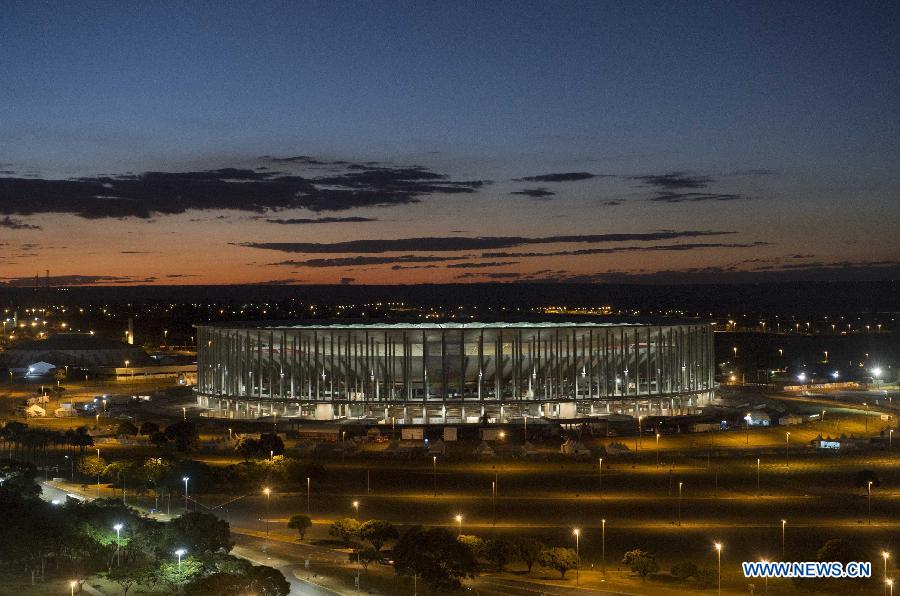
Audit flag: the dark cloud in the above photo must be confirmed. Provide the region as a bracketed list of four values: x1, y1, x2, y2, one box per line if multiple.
[480, 241, 769, 259]
[510, 188, 555, 199]
[631, 171, 712, 189]
[272, 255, 467, 268]
[446, 261, 519, 269]
[649, 191, 746, 203]
[390, 264, 440, 270]
[165, 273, 199, 278]
[455, 272, 524, 280]
[340, 277, 355, 285]
[262, 216, 378, 225]
[242, 230, 732, 254]
[0, 216, 40, 230]
[0, 274, 157, 287]
[120, 250, 153, 254]
[603, 200, 624, 206]
[0, 162, 485, 219]
[515, 172, 602, 182]
[529, 260, 900, 284]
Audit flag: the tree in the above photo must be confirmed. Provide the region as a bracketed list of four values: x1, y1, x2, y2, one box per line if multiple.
[816, 538, 862, 563]
[483, 539, 516, 571]
[287, 514, 312, 541]
[164, 421, 199, 453]
[854, 469, 880, 489]
[155, 558, 204, 593]
[538, 547, 579, 579]
[258, 432, 284, 456]
[623, 549, 659, 577]
[166, 512, 233, 554]
[671, 561, 698, 580]
[116, 421, 138, 437]
[394, 526, 477, 593]
[185, 566, 289, 596]
[77, 454, 107, 480]
[149, 431, 168, 447]
[105, 565, 152, 596]
[457, 534, 485, 559]
[514, 538, 544, 573]
[695, 567, 716, 587]
[328, 518, 360, 547]
[235, 437, 261, 461]
[139, 421, 160, 436]
[359, 519, 398, 551]
[350, 548, 382, 571]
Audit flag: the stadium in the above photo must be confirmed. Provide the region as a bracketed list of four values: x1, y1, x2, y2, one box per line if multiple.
[195, 320, 715, 423]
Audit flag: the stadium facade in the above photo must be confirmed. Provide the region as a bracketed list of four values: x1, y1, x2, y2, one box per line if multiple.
[195, 321, 715, 423]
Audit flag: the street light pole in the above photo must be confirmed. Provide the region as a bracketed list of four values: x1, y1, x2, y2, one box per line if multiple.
[677, 482, 683, 526]
[656, 433, 660, 465]
[598, 457, 603, 496]
[263, 487, 271, 551]
[714, 542, 722, 596]
[114, 523, 123, 567]
[175, 548, 186, 570]
[868, 481, 873, 524]
[96, 448, 101, 498]
[183, 477, 190, 512]
[757, 458, 761, 493]
[307, 477, 311, 514]
[573, 528, 580, 586]
[455, 514, 462, 537]
[432, 456, 437, 497]
[601, 518, 606, 570]
[785, 432, 791, 469]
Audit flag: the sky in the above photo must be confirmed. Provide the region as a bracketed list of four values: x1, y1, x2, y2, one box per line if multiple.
[1, 1, 898, 286]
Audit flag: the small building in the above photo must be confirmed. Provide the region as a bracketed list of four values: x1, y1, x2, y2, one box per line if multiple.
[560, 439, 591, 456]
[26, 361, 56, 377]
[473, 441, 496, 458]
[779, 414, 803, 426]
[427, 439, 446, 456]
[24, 404, 47, 417]
[480, 428, 506, 441]
[605, 442, 632, 456]
[744, 411, 771, 427]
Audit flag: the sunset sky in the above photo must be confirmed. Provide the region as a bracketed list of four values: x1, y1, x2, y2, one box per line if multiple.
[1, 2, 898, 286]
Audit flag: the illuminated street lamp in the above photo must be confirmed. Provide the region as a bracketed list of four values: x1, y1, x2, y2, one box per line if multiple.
[263, 487, 271, 551]
[432, 456, 437, 497]
[113, 523, 123, 566]
[882, 551, 890, 588]
[868, 481, 874, 524]
[598, 458, 603, 495]
[656, 433, 661, 465]
[756, 458, 761, 493]
[601, 518, 606, 568]
[785, 432, 791, 469]
[572, 528, 580, 586]
[352, 500, 359, 519]
[714, 542, 723, 596]
[175, 548, 186, 570]
[183, 477, 190, 512]
[677, 481, 683, 526]
[888, 578, 894, 596]
[70, 580, 78, 596]
[455, 514, 462, 536]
